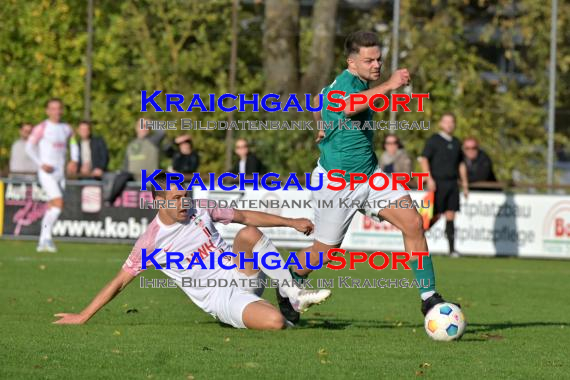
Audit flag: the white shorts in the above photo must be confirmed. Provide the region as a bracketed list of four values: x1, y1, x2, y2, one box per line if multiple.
[212, 261, 267, 329]
[311, 164, 409, 246]
[38, 169, 65, 200]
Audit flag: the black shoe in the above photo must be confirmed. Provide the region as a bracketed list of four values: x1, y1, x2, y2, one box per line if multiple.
[421, 293, 461, 316]
[276, 288, 300, 324]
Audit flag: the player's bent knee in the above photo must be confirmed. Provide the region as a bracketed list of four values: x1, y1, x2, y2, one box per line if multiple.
[242, 302, 286, 330]
[262, 312, 286, 330]
[234, 226, 262, 247]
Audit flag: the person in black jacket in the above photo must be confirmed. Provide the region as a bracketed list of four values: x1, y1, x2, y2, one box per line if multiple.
[67, 121, 109, 179]
[165, 135, 200, 179]
[463, 137, 497, 189]
[233, 138, 264, 175]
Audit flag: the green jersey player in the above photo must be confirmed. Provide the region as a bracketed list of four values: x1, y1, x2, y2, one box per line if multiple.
[277, 31, 457, 324]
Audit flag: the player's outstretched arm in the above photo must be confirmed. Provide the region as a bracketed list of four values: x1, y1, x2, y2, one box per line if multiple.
[53, 269, 135, 325]
[459, 162, 469, 198]
[232, 209, 314, 236]
[344, 68, 410, 117]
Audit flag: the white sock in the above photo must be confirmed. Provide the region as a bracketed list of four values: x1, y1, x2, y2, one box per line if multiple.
[252, 234, 300, 299]
[421, 290, 435, 301]
[40, 207, 61, 243]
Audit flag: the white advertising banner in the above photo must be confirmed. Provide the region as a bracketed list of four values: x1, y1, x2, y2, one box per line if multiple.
[194, 187, 570, 259]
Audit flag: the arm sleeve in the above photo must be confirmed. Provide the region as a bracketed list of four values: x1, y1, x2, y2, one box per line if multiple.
[164, 140, 176, 158]
[122, 221, 159, 276]
[122, 144, 130, 172]
[421, 137, 434, 160]
[92, 137, 109, 171]
[397, 152, 413, 174]
[489, 161, 497, 182]
[25, 124, 45, 167]
[148, 129, 166, 147]
[187, 152, 199, 173]
[100, 138, 109, 170]
[207, 203, 235, 225]
[69, 131, 79, 162]
[9, 142, 17, 172]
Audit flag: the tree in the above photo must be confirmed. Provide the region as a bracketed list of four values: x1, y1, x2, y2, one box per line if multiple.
[263, 0, 339, 96]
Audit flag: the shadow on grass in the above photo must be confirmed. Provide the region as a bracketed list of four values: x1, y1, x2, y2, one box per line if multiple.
[296, 318, 570, 336]
[460, 322, 570, 341]
[297, 318, 422, 330]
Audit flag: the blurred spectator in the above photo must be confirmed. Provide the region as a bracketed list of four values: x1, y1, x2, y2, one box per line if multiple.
[67, 121, 109, 179]
[462, 137, 497, 189]
[105, 118, 165, 203]
[9, 123, 37, 177]
[232, 138, 264, 175]
[379, 134, 412, 175]
[165, 134, 200, 178]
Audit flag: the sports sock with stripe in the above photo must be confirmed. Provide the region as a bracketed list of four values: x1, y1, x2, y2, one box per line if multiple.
[410, 254, 436, 301]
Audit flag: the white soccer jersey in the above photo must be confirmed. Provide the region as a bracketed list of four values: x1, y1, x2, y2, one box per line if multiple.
[122, 204, 237, 316]
[26, 120, 75, 171]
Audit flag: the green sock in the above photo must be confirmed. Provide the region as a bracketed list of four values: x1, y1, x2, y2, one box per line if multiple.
[289, 267, 308, 284]
[410, 254, 436, 298]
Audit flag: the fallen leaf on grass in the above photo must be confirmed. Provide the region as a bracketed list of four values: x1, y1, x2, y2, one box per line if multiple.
[39, 265, 46, 270]
[46, 298, 54, 303]
[419, 362, 431, 368]
[318, 348, 331, 364]
[187, 374, 195, 380]
[113, 330, 121, 336]
[415, 370, 424, 376]
[111, 349, 121, 354]
[244, 362, 259, 368]
[224, 337, 230, 342]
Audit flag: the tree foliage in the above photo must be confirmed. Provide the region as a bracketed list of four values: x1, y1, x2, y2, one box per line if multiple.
[0, 0, 568, 183]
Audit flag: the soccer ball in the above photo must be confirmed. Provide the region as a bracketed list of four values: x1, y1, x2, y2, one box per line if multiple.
[424, 302, 466, 341]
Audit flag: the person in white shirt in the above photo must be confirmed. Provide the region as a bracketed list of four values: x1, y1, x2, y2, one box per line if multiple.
[53, 171, 331, 329]
[26, 98, 79, 252]
[9, 123, 37, 177]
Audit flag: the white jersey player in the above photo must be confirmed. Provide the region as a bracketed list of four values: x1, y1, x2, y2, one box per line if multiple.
[26, 98, 79, 252]
[53, 172, 331, 330]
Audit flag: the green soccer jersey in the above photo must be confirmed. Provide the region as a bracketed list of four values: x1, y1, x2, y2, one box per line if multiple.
[318, 69, 378, 178]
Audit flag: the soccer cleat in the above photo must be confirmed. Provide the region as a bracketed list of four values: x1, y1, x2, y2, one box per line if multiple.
[284, 319, 296, 329]
[276, 288, 301, 324]
[421, 292, 461, 316]
[36, 244, 47, 253]
[290, 289, 332, 313]
[450, 251, 461, 258]
[43, 240, 57, 253]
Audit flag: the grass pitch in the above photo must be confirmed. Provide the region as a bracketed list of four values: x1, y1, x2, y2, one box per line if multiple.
[0, 240, 569, 379]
